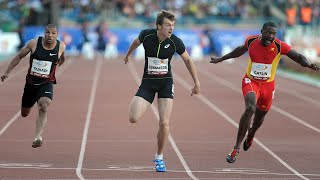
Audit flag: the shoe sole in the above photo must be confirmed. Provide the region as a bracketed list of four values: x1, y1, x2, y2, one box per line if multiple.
[32, 139, 43, 148]
[226, 157, 236, 163]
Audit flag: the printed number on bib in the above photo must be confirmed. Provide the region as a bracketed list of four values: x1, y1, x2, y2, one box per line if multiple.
[250, 62, 272, 80]
[147, 57, 169, 75]
[30, 59, 52, 78]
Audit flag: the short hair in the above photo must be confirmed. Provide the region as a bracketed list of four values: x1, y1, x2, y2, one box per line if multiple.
[45, 24, 57, 30]
[262, 21, 277, 30]
[156, 10, 176, 29]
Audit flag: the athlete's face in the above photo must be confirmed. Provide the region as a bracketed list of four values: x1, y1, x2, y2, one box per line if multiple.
[260, 26, 277, 46]
[158, 18, 175, 38]
[44, 27, 58, 44]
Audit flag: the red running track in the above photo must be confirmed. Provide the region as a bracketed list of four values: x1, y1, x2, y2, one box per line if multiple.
[0, 55, 319, 179]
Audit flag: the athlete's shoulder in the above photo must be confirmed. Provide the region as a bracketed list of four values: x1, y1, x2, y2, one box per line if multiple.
[274, 37, 285, 44]
[141, 28, 157, 35]
[59, 40, 66, 51]
[139, 29, 156, 42]
[26, 37, 39, 47]
[246, 34, 259, 41]
[169, 33, 184, 44]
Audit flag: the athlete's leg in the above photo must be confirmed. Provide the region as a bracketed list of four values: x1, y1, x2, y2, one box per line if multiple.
[128, 96, 151, 123]
[21, 107, 32, 117]
[156, 98, 173, 155]
[34, 97, 51, 139]
[21, 83, 37, 117]
[234, 92, 256, 149]
[248, 108, 268, 138]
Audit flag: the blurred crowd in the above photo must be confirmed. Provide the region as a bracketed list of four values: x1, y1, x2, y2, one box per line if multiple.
[1, 0, 320, 29]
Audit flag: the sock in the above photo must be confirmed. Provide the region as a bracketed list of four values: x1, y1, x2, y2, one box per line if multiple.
[155, 153, 163, 160]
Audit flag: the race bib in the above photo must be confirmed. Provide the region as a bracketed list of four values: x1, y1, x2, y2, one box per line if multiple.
[30, 59, 52, 78]
[147, 57, 169, 75]
[250, 62, 272, 80]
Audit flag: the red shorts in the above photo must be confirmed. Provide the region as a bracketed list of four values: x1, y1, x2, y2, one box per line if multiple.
[242, 76, 275, 111]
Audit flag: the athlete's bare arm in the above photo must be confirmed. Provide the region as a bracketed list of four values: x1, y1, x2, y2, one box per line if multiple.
[210, 45, 248, 63]
[1, 39, 36, 82]
[287, 49, 319, 71]
[124, 37, 141, 64]
[58, 42, 66, 66]
[180, 50, 200, 96]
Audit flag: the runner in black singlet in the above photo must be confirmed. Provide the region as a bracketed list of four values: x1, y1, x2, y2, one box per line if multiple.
[1, 24, 66, 148]
[123, 10, 200, 172]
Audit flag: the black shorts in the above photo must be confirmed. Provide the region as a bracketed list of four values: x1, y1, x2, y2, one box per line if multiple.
[21, 82, 54, 108]
[135, 78, 174, 103]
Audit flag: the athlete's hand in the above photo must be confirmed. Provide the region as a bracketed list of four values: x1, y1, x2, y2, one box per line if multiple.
[210, 56, 223, 64]
[310, 63, 319, 71]
[191, 84, 200, 96]
[1, 73, 9, 82]
[124, 56, 130, 64]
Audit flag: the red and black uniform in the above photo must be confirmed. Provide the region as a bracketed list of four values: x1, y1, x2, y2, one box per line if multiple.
[242, 35, 291, 111]
[22, 37, 60, 108]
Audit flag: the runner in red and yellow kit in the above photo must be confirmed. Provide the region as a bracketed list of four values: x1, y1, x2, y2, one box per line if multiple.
[210, 21, 319, 163]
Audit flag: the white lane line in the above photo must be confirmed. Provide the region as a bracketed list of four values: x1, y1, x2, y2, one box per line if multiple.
[128, 62, 198, 180]
[0, 165, 319, 178]
[200, 68, 320, 133]
[173, 73, 309, 180]
[76, 57, 102, 180]
[277, 88, 320, 107]
[0, 57, 74, 137]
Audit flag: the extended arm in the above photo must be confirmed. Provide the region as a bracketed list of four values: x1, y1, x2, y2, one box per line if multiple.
[180, 50, 200, 95]
[1, 41, 33, 82]
[210, 45, 248, 63]
[286, 49, 319, 71]
[123, 38, 141, 64]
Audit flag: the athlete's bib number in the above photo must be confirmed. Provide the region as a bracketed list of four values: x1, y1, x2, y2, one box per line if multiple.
[250, 62, 272, 80]
[30, 59, 52, 78]
[147, 57, 169, 75]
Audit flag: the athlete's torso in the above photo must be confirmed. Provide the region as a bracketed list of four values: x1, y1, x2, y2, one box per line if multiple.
[139, 29, 185, 79]
[245, 35, 291, 82]
[27, 37, 60, 85]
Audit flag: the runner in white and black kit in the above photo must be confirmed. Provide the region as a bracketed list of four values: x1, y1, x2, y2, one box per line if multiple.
[123, 10, 200, 172]
[1, 24, 66, 148]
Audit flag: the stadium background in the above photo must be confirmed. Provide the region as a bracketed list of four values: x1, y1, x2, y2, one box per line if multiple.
[0, 0, 319, 77]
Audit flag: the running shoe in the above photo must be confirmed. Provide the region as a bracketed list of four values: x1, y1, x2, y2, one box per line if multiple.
[243, 136, 254, 151]
[154, 159, 166, 172]
[32, 136, 43, 148]
[226, 149, 239, 163]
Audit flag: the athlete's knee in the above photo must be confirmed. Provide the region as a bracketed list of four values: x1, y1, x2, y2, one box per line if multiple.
[38, 102, 49, 114]
[159, 120, 169, 130]
[245, 104, 256, 116]
[129, 117, 138, 123]
[21, 111, 29, 117]
[21, 108, 31, 117]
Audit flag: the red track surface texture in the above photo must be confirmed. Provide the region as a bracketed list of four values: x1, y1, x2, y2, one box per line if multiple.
[0, 55, 319, 180]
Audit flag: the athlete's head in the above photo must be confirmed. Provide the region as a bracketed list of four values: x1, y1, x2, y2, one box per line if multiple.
[44, 24, 58, 44]
[260, 21, 277, 46]
[156, 10, 175, 38]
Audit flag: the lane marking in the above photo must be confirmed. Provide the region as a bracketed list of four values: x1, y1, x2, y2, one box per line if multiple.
[76, 57, 102, 180]
[173, 72, 309, 180]
[0, 162, 52, 168]
[0, 163, 319, 178]
[0, 57, 74, 137]
[128, 62, 199, 180]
